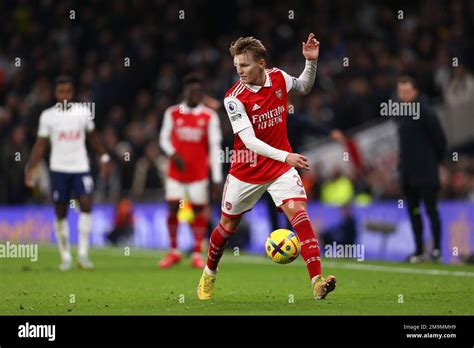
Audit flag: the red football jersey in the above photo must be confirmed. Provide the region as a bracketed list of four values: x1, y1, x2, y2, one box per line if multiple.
[224, 68, 292, 184]
[162, 104, 218, 182]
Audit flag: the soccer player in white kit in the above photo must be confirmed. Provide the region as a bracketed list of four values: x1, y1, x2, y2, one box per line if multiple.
[25, 76, 110, 271]
[197, 34, 338, 300]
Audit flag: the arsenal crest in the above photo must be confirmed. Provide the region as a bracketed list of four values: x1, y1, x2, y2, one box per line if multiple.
[225, 201, 232, 210]
[275, 88, 283, 100]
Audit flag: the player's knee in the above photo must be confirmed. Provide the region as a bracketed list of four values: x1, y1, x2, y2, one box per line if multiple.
[168, 201, 180, 215]
[79, 197, 92, 213]
[282, 200, 307, 220]
[80, 206, 92, 213]
[55, 204, 68, 219]
[219, 214, 240, 233]
[193, 204, 207, 216]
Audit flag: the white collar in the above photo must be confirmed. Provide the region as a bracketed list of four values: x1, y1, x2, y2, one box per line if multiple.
[244, 71, 271, 93]
[179, 103, 204, 114]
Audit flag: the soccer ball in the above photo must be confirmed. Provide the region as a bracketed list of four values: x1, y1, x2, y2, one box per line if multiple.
[265, 229, 300, 264]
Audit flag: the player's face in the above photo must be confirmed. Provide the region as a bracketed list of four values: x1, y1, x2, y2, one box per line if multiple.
[397, 83, 418, 103]
[184, 83, 203, 107]
[234, 53, 265, 85]
[55, 83, 74, 103]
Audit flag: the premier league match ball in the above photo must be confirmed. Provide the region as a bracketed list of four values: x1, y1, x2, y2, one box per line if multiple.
[265, 229, 300, 264]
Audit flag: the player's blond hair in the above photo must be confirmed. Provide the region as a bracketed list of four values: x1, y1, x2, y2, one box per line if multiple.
[229, 36, 267, 61]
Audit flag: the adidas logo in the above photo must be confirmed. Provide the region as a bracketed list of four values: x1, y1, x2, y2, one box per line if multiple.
[251, 103, 261, 111]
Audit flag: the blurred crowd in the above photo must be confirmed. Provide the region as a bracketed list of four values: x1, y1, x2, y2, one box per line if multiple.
[0, 0, 473, 204]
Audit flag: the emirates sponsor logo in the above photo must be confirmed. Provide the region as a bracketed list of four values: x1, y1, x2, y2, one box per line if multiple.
[251, 105, 285, 130]
[176, 127, 204, 142]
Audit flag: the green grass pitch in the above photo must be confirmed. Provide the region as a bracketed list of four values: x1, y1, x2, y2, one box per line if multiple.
[1, 245, 473, 315]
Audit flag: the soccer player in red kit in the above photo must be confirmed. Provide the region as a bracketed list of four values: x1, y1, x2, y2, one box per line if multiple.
[197, 34, 336, 300]
[159, 74, 223, 269]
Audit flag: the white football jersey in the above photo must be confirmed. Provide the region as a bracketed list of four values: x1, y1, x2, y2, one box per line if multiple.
[37, 103, 95, 173]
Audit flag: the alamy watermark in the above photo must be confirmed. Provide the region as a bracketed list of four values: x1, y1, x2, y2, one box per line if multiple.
[218, 147, 258, 167]
[380, 99, 420, 120]
[55, 100, 96, 119]
[18, 322, 55, 341]
[0, 241, 38, 262]
[324, 242, 365, 262]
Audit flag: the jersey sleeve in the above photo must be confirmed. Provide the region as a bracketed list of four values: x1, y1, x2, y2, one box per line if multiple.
[208, 110, 223, 183]
[238, 127, 289, 163]
[286, 60, 318, 95]
[208, 110, 223, 144]
[280, 69, 297, 93]
[223, 96, 252, 134]
[37, 111, 50, 138]
[159, 107, 176, 157]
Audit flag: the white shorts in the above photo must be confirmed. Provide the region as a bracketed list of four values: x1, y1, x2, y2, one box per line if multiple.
[221, 167, 307, 217]
[165, 178, 209, 205]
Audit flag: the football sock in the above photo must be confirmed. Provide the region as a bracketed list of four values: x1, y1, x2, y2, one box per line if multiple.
[192, 213, 207, 253]
[167, 213, 179, 249]
[206, 223, 235, 271]
[78, 212, 92, 258]
[54, 218, 71, 262]
[290, 210, 322, 279]
[204, 265, 217, 276]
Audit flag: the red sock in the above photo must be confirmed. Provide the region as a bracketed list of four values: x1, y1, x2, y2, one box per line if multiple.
[167, 214, 178, 249]
[192, 213, 208, 253]
[290, 210, 321, 279]
[206, 223, 234, 271]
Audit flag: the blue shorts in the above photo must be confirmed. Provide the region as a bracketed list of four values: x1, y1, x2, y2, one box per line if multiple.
[50, 171, 94, 203]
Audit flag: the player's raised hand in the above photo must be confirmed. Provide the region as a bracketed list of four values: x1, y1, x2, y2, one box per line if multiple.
[285, 153, 310, 171]
[302, 33, 320, 61]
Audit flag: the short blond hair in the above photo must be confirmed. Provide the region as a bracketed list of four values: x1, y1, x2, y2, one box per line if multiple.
[229, 36, 267, 61]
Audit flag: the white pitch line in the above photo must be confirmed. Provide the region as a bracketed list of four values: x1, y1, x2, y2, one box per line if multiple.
[323, 262, 474, 278]
[223, 255, 474, 278]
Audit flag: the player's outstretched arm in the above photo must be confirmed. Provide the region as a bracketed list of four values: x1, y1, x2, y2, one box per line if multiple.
[87, 130, 107, 157]
[24, 137, 48, 188]
[286, 33, 320, 96]
[159, 107, 185, 171]
[238, 127, 309, 170]
[87, 130, 111, 177]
